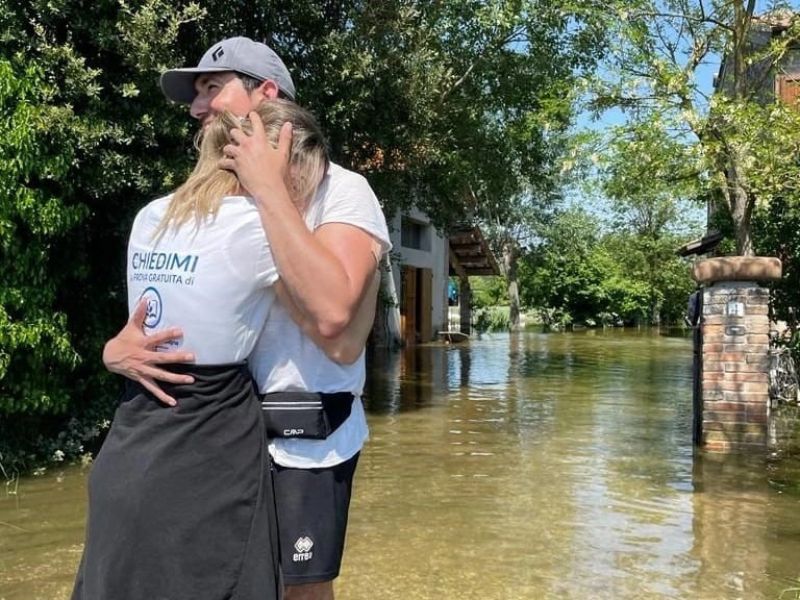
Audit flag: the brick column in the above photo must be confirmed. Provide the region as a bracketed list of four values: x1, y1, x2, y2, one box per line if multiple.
[700, 282, 770, 452]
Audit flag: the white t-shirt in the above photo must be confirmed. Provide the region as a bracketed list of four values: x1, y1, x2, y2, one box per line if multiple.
[249, 163, 392, 468]
[128, 195, 278, 365]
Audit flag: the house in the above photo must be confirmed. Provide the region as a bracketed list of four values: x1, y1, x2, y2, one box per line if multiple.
[714, 11, 800, 104]
[447, 225, 502, 336]
[706, 10, 800, 232]
[372, 209, 500, 347]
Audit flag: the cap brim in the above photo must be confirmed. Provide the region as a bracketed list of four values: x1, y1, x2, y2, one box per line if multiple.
[159, 67, 231, 104]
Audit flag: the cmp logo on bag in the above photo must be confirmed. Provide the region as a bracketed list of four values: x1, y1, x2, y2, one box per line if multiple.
[212, 46, 224, 61]
[140, 287, 163, 329]
[293, 536, 314, 562]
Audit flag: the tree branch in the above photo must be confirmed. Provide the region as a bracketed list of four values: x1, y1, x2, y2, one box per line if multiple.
[628, 10, 734, 32]
[438, 25, 526, 105]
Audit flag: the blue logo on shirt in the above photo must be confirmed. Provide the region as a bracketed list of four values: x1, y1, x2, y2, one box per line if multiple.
[140, 287, 162, 329]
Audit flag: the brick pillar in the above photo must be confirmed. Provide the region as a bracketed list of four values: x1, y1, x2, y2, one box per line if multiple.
[701, 282, 771, 452]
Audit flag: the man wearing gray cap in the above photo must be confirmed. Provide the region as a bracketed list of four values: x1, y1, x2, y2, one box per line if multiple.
[159, 36, 297, 104]
[103, 36, 391, 600]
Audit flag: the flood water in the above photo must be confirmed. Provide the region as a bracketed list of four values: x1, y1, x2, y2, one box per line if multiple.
[4, 330, 800, 599]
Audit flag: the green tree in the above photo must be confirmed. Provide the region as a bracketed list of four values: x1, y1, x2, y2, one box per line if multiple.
[753, 192, 800, 332]
[589, 0, 800, 255]
[0, 58, 84, 415]
[452, 1, 608, 331]
[518, 207, 695, 327]
[519, 208, 607, 327]
[0, 1, 612, 469]
[469, 276, 509, 310]
[599, 120, 703, 323]
[0, 1, 205, 470]
[600, 233, 696, 325]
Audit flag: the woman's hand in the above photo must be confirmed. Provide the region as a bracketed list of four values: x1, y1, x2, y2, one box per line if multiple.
[103, 300, 195, 406]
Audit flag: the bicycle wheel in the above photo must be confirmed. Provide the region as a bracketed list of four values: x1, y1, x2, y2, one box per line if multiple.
[773, 353, 799, 405]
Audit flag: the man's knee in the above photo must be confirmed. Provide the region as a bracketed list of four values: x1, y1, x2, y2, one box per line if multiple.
[283, 581, 334, 600]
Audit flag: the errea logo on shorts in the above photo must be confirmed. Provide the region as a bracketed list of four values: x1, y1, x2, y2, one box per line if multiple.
[293, 536, 314, 562]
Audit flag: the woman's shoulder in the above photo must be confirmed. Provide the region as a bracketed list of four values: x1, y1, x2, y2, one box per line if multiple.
[135, 194, 173, 220]
[129, 194, 173, 233]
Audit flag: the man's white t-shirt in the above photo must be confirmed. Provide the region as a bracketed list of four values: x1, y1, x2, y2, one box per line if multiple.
[128, 195, 278, 365]
[249, 163, 392, 469]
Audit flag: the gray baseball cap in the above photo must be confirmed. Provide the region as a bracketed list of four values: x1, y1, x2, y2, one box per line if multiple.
[160, 36, 295, 103]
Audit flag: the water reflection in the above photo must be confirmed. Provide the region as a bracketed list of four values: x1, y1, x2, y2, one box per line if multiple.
[6, 330, 800, 599]
[353, 330, 800, 599]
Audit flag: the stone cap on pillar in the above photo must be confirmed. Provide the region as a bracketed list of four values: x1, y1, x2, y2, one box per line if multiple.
[692, 256, 782, 285]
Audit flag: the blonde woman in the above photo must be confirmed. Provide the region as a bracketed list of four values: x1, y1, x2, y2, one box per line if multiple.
[72, 100, 342, 600]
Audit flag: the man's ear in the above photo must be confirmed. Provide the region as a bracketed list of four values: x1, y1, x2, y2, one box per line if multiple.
[257, 79, 280, 101]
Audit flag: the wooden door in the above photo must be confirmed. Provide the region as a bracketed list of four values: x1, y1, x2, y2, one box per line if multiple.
[401, 266, 417, 344]
[418, 268, 433, 342]
[777, 74, 800, 106]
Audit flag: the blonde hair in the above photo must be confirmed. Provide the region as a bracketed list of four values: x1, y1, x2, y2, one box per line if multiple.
[156, 99, 329, 237]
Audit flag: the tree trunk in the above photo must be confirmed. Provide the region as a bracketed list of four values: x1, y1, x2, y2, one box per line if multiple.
[726, 163, 754, 256]
[508, 278, 520, 331]
[733, 191, 754, 256]
[728, 0, 756, 257]
[459, 275, 471, 336]
[651, 298, 661, 326]
[502, 241, 521, 332]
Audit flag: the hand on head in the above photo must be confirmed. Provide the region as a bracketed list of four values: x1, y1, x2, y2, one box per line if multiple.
[219, 111, 294, 199]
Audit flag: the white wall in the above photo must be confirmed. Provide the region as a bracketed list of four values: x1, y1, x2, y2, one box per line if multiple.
[387, 207, 449, 341]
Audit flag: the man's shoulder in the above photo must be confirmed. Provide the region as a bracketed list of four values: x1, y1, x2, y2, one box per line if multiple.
[323, 162, 371, 194]
[314, 164, 378, 211]
[307, 164, 388, 233]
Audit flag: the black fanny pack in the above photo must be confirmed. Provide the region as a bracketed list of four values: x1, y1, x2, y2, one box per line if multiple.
[260, 391, 355, 439]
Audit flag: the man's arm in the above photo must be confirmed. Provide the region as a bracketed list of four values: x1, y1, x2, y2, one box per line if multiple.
[102, 300, 195, 406]
[223, 115, 381, 338]
[275, 269, 380, 365]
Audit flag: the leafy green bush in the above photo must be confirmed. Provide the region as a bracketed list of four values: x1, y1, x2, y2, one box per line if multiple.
[474, 306, 511, 333]
[470, 276, 509, 309]
[518, 208, 696, 327]
[753, 192, 800, 362]
[0, 2, 203, 472]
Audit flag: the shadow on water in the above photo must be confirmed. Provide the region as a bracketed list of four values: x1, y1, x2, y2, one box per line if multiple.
[8, 329, 800, 599]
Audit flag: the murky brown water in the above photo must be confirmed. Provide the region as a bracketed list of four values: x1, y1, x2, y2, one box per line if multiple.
[4, 330, 800, 599]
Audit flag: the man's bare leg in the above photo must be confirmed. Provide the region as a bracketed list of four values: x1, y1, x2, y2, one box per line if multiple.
[284, 581, 334, 600]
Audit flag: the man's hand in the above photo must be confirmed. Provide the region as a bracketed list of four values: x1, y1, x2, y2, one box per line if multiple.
[103, 300, 195, 406]
[220, 112, 293, 200]
[220, 110, 380, 338]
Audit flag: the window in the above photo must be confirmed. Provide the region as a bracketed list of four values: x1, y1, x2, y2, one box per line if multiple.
[401, 217, 430, 251]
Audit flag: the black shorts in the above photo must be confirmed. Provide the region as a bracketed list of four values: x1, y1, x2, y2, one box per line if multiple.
[271, 452, 360, 585]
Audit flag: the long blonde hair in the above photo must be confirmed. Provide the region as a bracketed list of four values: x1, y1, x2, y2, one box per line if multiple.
[156, 99, 329, 237]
